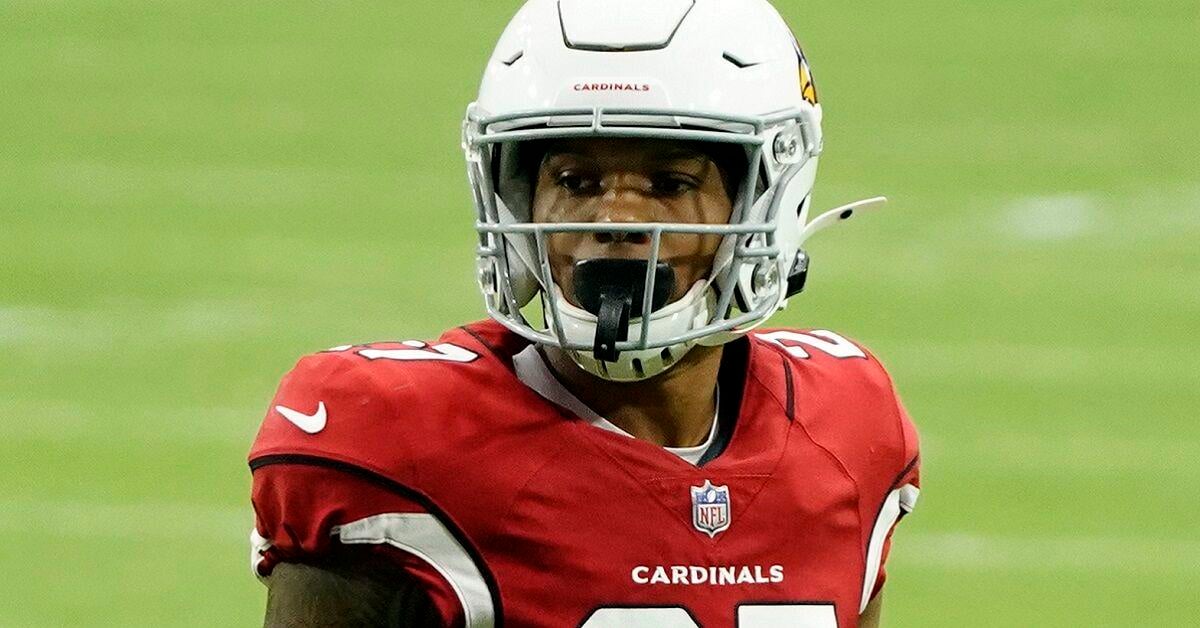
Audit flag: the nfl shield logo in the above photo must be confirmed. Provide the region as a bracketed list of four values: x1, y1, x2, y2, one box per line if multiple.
[691, 480, 731, 538]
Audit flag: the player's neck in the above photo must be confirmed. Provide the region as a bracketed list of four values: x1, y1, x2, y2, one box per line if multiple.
[540, 345, 723, 448]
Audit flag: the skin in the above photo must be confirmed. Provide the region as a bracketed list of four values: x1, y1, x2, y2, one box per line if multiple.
[532, 137, 735, 448]
[264, 548, 441, 627]
[862, 593, 883, 627]
[264, 137, 888, 625]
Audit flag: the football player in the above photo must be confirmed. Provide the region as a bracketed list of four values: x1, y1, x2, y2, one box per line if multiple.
[249, 1, 920, 626]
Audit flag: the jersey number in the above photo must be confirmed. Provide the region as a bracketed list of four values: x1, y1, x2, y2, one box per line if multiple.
[755, 330, 866, 360]
[353, 341, 479, 363]
[581, 604, 837, 627]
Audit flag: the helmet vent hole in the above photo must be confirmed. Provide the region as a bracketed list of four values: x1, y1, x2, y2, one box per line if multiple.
[722, 51, 759, 69]
[501, 50, 525, 66]
[839, 209, 854, 219]
[501, 50, 524, 66]
[631, 358, 645, 378]
[661, 348, 675, 365]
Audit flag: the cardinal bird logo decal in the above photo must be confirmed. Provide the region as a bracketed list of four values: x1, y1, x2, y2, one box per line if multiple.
[798, 53, 818, 106]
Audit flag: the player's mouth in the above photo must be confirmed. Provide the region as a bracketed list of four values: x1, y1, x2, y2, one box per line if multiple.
[570, 258, 676, 361]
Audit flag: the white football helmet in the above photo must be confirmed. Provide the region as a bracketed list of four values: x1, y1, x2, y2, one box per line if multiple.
[464, 0, 883, 381]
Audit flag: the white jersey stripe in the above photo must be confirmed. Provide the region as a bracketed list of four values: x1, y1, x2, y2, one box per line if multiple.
[249, 528, 272, 582]
[899, 484, 919, 513]
[333, 513, 496, 628]
[860, 484, 919, 612]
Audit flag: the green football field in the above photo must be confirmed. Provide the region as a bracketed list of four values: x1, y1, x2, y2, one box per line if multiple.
[2, 1, 1197, 625]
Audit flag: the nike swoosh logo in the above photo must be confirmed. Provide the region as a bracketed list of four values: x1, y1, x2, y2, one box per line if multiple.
[275, 402, 327, 434]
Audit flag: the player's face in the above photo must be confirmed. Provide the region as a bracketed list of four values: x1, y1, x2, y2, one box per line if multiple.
[531, 138, 735, 305]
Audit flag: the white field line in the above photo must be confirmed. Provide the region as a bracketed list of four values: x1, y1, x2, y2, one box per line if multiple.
[0, 500, 249, 543]
[998, 193, 1102, 242]
[0, 300, 271, 349]
[924, 431, 1200, 477]
[883, 338, 1200, 386]
[0, 399, 259, 445]
[993, 186, 1200, 243]
[898, 532, 1200, 573]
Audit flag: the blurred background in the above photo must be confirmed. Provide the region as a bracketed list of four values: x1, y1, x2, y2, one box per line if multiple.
[1, 1, 1197, 625]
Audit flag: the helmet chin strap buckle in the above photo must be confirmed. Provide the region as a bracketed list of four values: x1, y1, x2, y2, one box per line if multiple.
[593, 284, 632, 362]
[572, 259, 676, 362]
[785, 250, 810, 298]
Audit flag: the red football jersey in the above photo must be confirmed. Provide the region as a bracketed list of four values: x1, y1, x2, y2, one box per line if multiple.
[249, 320, 920, 628]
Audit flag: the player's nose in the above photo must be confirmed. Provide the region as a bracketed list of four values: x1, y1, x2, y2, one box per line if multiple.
[593, 176, 653, 246]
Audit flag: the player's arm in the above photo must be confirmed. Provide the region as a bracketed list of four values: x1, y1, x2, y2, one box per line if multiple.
[844, 340, 920, 624]
[252, 462, 462, 627]
[263, 548, 440, 627]
[859, 592, 883, 628]
[251, 351, 482, 626]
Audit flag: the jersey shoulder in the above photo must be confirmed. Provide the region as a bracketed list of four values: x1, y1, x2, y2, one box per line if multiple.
[751, 326, 900, 411]
[751, 327, 920, 493]
[248, 321, 534, 476]
[753, 327, 884, 378]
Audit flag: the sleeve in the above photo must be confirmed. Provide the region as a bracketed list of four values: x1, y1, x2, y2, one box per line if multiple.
[250, 459, 468, 628]
[248, 353, 474, 627]
[863, 395, 921, 610]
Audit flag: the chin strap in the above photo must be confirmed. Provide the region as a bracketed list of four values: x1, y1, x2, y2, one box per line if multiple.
[785, 251, 810, 298]
[593, 284, 632, 362]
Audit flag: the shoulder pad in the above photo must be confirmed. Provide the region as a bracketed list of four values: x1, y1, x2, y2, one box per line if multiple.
[753, 327, 919, 494]
[752, 327, 893, 391]
[248, 325, 514, 477]
[753, 328, 871, 362]
[250, 346, 408, 470]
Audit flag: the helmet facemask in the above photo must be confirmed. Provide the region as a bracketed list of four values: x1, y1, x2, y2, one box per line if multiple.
[461, 0, 895, 381]
[465, 106, 822, 381]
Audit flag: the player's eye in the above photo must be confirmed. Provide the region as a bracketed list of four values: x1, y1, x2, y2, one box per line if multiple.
[555, 171, 600, 195]
[650, 173, 700, 197]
